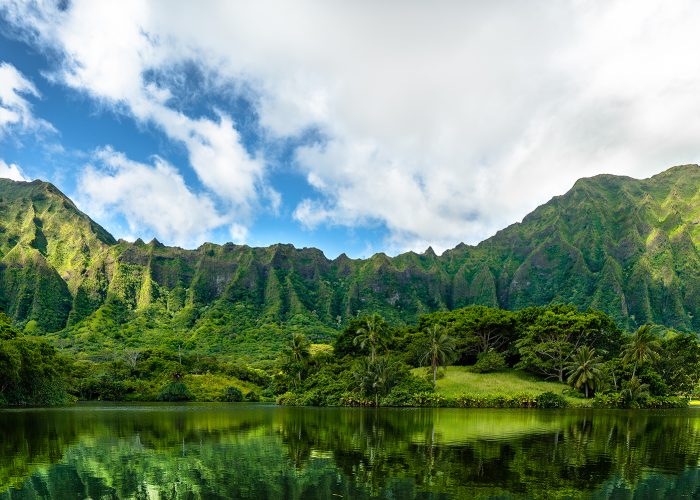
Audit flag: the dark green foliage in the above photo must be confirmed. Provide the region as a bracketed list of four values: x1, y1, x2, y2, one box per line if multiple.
[656, 332, 700, 394]
[223, 386, 243, 402]
[472, 350, 507, 373]
[0, 316, 71, 405]
[353, 356, 401, 405]
[515, 305, 620, 382]
[535, 391, 569, 408]
[244, 390, 260, 402]
[156, 382, 193, 402]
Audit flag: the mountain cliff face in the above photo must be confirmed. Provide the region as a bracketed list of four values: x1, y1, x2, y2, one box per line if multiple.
[0, 165, 698, 352]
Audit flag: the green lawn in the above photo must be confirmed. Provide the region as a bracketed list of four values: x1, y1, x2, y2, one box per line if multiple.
[412, 366, 570, 398]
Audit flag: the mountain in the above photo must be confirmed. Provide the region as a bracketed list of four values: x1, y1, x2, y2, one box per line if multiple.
[0, 165, 698, 355]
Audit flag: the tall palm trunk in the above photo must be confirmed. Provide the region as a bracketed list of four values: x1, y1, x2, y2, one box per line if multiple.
[432, 353, 438, 384]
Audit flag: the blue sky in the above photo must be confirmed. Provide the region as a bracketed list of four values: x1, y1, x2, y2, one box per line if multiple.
[1, 1, 700, 258]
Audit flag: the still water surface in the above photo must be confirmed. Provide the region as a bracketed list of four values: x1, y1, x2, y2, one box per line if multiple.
[0, 404, 698, 499]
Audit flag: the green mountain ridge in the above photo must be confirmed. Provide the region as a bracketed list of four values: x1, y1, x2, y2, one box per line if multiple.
[0, 165, 699, 356]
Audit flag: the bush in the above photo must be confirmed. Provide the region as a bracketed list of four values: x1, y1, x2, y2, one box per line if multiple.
[156, 382, 193, 402]
[244, 390, 260, 402]
[383, 374, 435, 406]
[593, 392, 688, 409]
[644, 396, 689, 408]
[592, 392, 625, 409]
[222, 386, 243, 402]
[471, 350, 507, 373]
[454, 393, 538, 408]
[536, 391, 569, 408]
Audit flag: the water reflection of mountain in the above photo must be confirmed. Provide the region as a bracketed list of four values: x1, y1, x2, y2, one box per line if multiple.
[1, 405, 699, 499]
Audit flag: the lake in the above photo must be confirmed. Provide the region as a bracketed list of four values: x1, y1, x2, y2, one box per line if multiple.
[0, 404, 698, 499]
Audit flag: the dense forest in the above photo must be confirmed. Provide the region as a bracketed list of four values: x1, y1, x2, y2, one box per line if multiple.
[1, 303, 698, 408]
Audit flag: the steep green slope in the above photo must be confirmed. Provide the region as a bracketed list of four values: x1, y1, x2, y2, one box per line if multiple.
[0, 165, 698, 356]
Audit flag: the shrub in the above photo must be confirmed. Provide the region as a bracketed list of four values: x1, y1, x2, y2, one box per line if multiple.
[644, 396, 689, 409]
[471, 350, 507, 373]
[222, 386, 243, 402]
[156, 382, 193, 402]
[536, 391, 569, 408]
[592, 392, 625, 408]
[454, 393, 539, 408]
[589, 392, 687, 408]
[244, 390, 260, 402]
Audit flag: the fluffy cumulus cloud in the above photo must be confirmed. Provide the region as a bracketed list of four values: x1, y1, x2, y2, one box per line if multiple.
[0, 62, 52, 135]
[0, 159, 28, 181]
[78, 148, 227, 247]
[4, 1, 700, 252]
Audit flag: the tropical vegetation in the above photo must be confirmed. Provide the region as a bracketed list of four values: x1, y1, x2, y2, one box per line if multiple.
[0, 167, 698, 407]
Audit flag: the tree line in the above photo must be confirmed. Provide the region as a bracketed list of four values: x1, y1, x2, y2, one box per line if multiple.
[276, 304, 700, 407]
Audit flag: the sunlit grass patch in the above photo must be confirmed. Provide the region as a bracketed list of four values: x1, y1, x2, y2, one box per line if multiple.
[183, 373, 258, 402]
[412, 366, 569, 398]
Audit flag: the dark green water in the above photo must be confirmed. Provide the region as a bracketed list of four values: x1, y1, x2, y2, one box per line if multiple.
[0, 404, 698, 499]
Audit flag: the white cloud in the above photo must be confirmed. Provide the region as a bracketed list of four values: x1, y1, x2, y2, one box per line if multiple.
[5, 1, 700, 253]
[0, 159, 28, 181]
[0, 62, 53, 135]
[2, 0, 272, 226]
[77, 148, 226, 247]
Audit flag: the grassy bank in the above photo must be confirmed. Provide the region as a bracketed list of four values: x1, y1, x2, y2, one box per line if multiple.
[410, 366, 588, 407]
[404, 366, 591, 407]
[423, 367, 570, 397]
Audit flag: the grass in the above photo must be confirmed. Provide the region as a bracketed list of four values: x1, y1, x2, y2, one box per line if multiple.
[183, 373, 259, 402]
[412, 366, 573, 397]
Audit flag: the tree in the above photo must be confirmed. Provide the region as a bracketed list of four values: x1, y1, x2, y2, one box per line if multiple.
[621, 325, 661, 379]
[353, 314, 389, 362]
[515, 309, 593, 382]
[457, 306, 515, 355]
[419, 324, 456, 384]
[656, 333, 700, 395]
[566, 346, 603, 398]
[353, 356, 398, 406]
[622, 376, 650, 407]
[281, 333, 311, 388]
[0, 312, 18, 340]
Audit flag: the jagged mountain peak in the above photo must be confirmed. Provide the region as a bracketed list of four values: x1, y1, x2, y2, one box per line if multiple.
[1, 164, 699, 340]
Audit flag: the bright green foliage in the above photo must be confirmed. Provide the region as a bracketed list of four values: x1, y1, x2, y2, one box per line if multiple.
[1, 171, 700, 407]
[1, 166, 700, 357]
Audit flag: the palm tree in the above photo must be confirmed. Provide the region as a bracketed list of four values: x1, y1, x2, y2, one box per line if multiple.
[419, 324, 456, 385]
[282, 333, 311, 387]
[353, 357, 397, 406]
[622, 376, 650, 406]
[565, 346, 603, 398]
[621, 325, 661, 379]
[353, 314, 388, 362]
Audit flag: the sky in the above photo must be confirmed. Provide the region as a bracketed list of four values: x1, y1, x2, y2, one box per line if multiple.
[1, 1, 700, 258]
